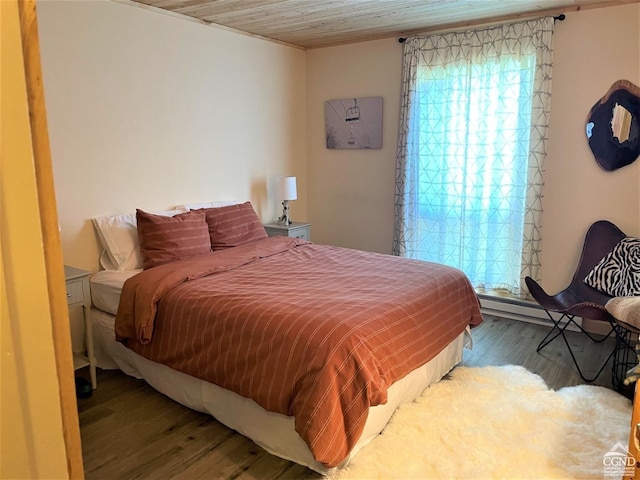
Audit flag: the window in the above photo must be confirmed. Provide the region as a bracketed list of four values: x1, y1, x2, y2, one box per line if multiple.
[394, 19, 554, 296]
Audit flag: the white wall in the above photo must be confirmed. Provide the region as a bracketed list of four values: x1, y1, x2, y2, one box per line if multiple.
[306, 4, 640, 293]
[305, 39, 402, 254]
[542, 4, 639, 292]
[39, 0, 640, 293]
[37, 0, 307, 272]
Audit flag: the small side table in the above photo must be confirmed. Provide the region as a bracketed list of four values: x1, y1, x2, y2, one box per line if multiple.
[64, 265, 97, 389]
[612, 319, 640, 399]
[264, 222, 311, 241]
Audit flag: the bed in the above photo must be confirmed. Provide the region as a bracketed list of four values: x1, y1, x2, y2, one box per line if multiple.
[88, 201, 483, 474]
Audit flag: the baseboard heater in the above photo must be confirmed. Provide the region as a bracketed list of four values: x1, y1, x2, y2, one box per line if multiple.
[477, 293, 581, 332]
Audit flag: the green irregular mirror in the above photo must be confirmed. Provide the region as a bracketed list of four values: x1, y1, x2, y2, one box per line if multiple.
[586, 80, 640, 172]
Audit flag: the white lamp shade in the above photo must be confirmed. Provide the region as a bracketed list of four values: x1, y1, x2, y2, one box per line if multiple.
[276, 176, 297, 200]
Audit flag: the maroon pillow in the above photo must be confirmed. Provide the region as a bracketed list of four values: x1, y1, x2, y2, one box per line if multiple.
[136, 209, 211, 269]
[200, 202, 268, 250]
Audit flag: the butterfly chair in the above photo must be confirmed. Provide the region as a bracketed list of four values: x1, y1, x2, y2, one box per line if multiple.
[525, 220, 627, 382]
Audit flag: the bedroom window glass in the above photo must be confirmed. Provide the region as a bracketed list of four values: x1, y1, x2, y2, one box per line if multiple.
[393, 18, 555, 298]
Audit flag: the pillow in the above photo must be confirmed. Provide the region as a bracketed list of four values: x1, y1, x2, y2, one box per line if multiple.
[136, 209, 212, 269]
[606, 296, 640, 329]
[584, 237, 640, 297]
[92, 209, 184, 271]
[176, 201, 242, 211]
[199, 201, 268, 250]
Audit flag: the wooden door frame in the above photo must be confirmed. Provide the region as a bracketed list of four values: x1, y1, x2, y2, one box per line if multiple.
[16, 1, 84, 477]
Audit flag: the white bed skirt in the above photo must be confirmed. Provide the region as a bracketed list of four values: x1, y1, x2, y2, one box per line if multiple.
[91, 308, 470, 474]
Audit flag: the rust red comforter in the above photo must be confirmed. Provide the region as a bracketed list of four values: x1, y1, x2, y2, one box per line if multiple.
[115, 237, 482, 467]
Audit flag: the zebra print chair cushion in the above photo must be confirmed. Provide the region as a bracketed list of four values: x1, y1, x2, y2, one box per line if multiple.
[584, 237, 640, 297]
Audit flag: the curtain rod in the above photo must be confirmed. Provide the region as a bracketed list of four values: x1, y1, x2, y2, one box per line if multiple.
[397, 13, 565, 43]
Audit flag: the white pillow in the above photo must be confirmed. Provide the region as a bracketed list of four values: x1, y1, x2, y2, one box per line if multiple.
[92, 209, 184, 271]
[176, 201, 242, 211]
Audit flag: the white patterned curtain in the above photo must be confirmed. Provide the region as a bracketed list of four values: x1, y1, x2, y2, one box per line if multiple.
[393, 18, 555, 298]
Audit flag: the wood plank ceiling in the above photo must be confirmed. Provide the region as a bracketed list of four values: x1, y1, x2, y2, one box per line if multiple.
[128, 0, 633, 48]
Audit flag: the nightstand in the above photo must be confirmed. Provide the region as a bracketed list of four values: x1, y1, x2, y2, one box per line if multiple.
[264, 222, 311, 241]
[64, 265, 97, 389]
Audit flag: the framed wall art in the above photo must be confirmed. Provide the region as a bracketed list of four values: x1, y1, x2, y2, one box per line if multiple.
[324, 96, 383, 149]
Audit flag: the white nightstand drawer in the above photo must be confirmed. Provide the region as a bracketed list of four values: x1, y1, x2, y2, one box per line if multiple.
[66, 279, 85, 306]
[290, 227, 309, 240]
[264, 222, 311, 241]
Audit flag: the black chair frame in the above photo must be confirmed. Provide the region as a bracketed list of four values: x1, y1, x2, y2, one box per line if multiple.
[525, 220, 627, 383]
[535, 309, 615, 382]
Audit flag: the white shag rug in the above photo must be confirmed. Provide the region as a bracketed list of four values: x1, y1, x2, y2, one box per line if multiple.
[330, 365, 632, 480]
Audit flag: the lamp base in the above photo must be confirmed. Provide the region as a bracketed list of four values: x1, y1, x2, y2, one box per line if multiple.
[277, 200, 292, 225]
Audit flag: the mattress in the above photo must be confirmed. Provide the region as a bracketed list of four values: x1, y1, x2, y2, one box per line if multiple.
[91, 306, 470, 474]
[90, 269, 140, 315]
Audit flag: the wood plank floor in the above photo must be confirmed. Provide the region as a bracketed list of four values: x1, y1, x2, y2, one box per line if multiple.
[77, 315, 627, 479]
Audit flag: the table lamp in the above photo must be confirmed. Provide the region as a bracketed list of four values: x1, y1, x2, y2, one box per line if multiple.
[276, 176, 297, 225]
